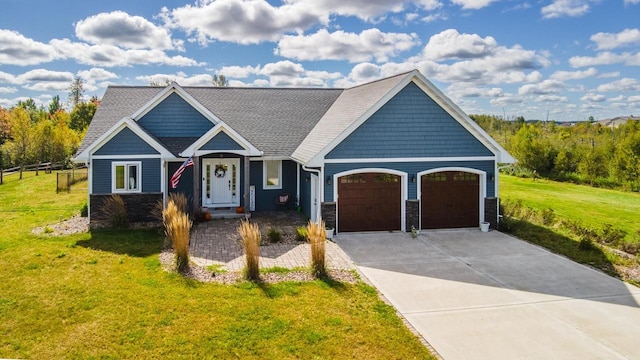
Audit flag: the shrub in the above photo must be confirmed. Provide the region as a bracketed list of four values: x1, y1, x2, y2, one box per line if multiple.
[579, 238, 596, 251]
[307, 220, 326, 278]
[267, 227, 282, 243]
[99, 194, 128, 229]
[541, 208, 556, 226]
[599, 224, 626, 246]
[620, 242, 640, 256]
[295, 226, 308, 242]
[167, 212, 192, 272]
[238, 220, 260, 281]
[80, 203, 88, 217]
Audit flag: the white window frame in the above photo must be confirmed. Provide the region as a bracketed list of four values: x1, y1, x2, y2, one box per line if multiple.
[112, 161, 142, 193]
[263, 160, 282, 190]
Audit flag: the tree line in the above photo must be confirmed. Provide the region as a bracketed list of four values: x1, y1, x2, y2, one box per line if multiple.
[471, 114, 640, 191]
[0, 77, 97, 174]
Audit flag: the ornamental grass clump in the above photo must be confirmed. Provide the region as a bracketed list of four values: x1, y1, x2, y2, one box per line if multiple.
[307, 220, 326, 278]
[100, 194, 128, 229]
[162, 194, 192, 272]
[238, 220, 261, 281]
[168, 212, 192, 272]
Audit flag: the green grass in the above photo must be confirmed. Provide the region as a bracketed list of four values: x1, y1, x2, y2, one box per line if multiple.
[0, 172, 434, 359]
[500, 174, 640, 241]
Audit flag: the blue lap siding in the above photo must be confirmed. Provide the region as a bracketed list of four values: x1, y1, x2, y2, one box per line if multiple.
[92, 158, 161, 194]
[138, 92, 213, 138]
[326, 82, 493, 159]
[200, 131, 244, 151]
[324, 160, 495, 201]
[250, 160, 297, 211]
[93, 127, 159, 156]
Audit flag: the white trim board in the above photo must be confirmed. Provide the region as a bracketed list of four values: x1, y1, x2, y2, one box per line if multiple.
[332, 168, 408, 234]
[92, 154, 162, 160]
[416, 167, 487, 229]
[324, 156, 496, 164]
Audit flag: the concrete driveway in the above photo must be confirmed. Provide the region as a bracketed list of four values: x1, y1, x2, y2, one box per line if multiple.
[335, 230, 640, 360]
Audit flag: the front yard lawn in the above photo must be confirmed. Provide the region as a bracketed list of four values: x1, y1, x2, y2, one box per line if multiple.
[0, 172, 434, 359]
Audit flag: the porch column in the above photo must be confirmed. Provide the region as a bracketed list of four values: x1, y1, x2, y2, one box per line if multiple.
[193, 156, 200, 209]
[243, 156, 250, 214]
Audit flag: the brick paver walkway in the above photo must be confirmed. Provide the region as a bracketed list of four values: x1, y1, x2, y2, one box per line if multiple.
[189, 211, 354, 272]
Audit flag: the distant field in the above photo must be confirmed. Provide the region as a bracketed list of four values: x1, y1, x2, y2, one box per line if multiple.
[500, 174, 640, 241]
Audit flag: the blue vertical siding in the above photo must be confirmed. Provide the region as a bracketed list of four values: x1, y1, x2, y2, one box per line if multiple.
[327, 82, 493, 159]
[138, 92, 213, 137]
[200, 131, 244, 151]
[94, 127, 159, 155]
[324, 161, 495, 201]
[250, 160, 297, 211]
[92, 158, 161, 194]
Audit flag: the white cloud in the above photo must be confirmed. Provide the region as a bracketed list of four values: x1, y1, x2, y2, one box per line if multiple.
[490, 94, 524, 105]
[421, 13, 447, 22]
[518, 79, 564, 95]
[75, 11, 178, 50]
[218, 65, 262, 78]
[581, 93, 606, 102]
[136, 72, 214, 86]
[550, 67, 597, 80]
[423, 29, 497, 60]
[450, 0, 498, 10]
[77, 68, 119, 84]
[0, 30, 58, 66]
[17, 69, 74, 84]
[0, 87, 17, 94]
[590, 28, 640, 50]
[49, 39, 204, 67]
[541, 0, 591, 19]
[447, 83, 504, 98]
[597, 78, 640, 92]
[410, 29, 548, 85]
[569, 51, 640, 67]
[535, 94, 568, 102]
[275, 28, 420, 63]
[161, 0, 442, 45]
[624, 0, 640, 4]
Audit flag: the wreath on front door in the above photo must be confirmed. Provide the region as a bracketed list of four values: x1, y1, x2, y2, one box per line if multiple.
[214, 164, 226, 178]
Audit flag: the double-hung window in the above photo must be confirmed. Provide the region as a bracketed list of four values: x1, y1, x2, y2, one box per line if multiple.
[263, 160, 282, 190]
[112, 161, 141, 193]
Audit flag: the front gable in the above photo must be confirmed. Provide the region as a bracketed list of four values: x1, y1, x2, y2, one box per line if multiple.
[94, 127, 160, 156]
[181, 124, 262, 157]
[201, 131, 245, 151]
[137, 92, 213, 138]
[326, 82, 493, 159]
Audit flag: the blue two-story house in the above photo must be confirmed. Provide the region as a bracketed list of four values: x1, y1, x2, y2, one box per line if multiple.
[74, 70, 515, 233]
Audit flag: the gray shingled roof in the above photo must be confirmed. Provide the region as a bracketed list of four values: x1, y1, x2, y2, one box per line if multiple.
[77, 86, 342, 158]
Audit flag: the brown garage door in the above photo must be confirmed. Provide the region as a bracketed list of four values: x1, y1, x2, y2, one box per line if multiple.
[338, 173, 401, 232]
[421, 171, 479, 229]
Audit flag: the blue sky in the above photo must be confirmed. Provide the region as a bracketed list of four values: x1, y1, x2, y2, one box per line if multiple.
[0, 0, 639, 121]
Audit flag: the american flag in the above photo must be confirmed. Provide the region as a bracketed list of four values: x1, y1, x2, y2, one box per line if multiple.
[170, 156, 194, 189]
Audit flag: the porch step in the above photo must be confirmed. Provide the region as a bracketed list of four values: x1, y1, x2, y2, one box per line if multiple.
[205, 208, 247, 220]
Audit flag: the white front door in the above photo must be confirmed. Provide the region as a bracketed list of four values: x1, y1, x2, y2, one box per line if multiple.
[202, 158, 240, 207]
